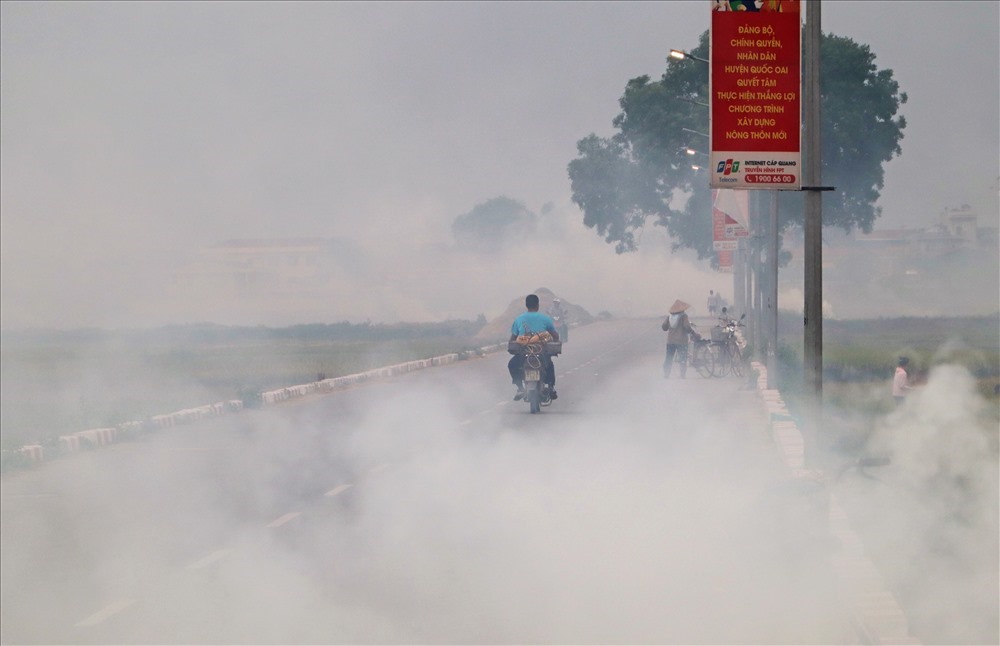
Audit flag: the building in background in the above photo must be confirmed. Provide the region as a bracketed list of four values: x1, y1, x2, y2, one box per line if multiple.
[167, 237, 369, 325]
[780, 205, 999, 318]
[173, 238, 363, 296]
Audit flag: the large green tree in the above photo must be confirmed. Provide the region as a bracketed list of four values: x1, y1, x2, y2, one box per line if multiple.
[451, 196, 538, 253]
[568, 30, 907, 259]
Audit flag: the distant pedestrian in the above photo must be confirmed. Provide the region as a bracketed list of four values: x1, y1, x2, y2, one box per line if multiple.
[662, 300, 695, 379]
[708, 290, 719, 316]
[893, 356, 913, 406]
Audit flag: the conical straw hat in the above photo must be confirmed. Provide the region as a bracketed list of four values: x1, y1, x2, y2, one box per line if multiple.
[669, 300, 690, 314]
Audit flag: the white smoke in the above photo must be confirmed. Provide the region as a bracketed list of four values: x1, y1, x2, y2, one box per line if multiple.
[840, 364, 999, 643]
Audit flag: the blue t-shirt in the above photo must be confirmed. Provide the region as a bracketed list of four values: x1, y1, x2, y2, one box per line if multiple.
[511, 311, 557, 337]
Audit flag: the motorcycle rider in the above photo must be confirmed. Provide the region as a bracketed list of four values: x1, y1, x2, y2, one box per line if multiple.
[508, 293, 560, 401]
[547, 297, 569, 342]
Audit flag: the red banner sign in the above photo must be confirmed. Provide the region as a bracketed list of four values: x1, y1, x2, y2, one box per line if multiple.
[712, 188, 749, 251]
[709, 0, 801, 190]
[717, 249, 733, 273]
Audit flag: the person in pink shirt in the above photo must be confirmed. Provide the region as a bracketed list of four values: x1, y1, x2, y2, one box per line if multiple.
[893, 356, 913, 406]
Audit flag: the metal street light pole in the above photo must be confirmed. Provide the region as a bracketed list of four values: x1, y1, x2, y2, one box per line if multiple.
[803, 0, 825, 461]
[679, 43, 759, 335]
[673, 46, 744, 325]
[767, 190, 779, 388]
[751, 192, 763, 359]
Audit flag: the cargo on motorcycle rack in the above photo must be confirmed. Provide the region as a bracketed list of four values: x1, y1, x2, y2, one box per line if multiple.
[508, 332, 562, 413]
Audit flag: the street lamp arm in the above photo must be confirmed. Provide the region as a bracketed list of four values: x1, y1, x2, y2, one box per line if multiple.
[682, 127, 709, 139]
[678, 96, 709, 108]
[669, 49, 709, 64]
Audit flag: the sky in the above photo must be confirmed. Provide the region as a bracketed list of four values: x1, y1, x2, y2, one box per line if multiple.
[2, 1, 998, 329]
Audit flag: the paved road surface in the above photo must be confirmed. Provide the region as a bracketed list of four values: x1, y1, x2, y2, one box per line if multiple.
[2, 318, 861, 644]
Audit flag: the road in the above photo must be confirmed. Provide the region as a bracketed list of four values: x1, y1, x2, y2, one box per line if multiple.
[2, 317, 860, 644]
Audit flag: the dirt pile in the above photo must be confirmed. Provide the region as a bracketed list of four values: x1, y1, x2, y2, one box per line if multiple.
[474, 287, 594, 342]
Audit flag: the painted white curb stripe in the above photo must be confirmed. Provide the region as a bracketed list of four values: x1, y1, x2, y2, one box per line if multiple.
[265, 512, 302, 528]
[75, 599, 135, 627]
[324, 484, 353, 497]
[186, 549, 232, 570]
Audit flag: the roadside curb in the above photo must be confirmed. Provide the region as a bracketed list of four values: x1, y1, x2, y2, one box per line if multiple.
[750, 361, 921, 646]
[258, 343, 505, 404]
[2, 342, 508, 470]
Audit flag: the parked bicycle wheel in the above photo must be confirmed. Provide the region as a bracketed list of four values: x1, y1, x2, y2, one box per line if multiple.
[729, 342, 745, 377]
[710, 342, 731, 377]
[691, 341, 715, 378]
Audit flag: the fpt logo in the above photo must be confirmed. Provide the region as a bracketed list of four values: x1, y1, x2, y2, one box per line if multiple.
[716, 159, 740, 175]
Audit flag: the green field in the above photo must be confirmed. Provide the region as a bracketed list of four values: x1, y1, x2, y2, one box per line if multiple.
[1, 321, 488, 451]
[2, 314, 997, 460]
[772, 313, 999, 398]
[768, 313, 999, 456]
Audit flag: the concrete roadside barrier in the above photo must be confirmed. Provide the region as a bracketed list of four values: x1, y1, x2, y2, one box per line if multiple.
[771, 421, 805, 470]
[749, 361, 920, 645]
[116, 420, 145, 440]
[59, 435, 82, 453]
[254, 346, 490, 408]
[149, 414, 174, 429]
[76, 427, 116, 447]
[19, 444, 44, 464]
[9, 341, 510, 464]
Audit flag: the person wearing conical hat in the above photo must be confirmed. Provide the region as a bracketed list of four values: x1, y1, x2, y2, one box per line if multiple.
[661, 300, 695, 378]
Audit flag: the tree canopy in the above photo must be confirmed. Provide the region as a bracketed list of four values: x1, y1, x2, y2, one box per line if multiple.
[568, 30, 907, 259]
[451, 196, 538, 253]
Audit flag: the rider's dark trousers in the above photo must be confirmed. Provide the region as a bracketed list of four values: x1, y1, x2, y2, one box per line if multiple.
[508, 354, 556, 388]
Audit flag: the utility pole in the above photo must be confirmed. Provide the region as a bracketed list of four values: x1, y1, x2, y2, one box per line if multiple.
[734, 239, 746, 317]
[752, 191, 764, 357]
[751, 227, 757, 332]
[767, 190, 779, 388]
[802, 0, 827, 458]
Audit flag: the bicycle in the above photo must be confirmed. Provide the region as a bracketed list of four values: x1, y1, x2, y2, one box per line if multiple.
[666, 329, 715, 379]
[715, 336, 744, 377]
[688, 333, 716, 378]
[710, 314, 747, 378]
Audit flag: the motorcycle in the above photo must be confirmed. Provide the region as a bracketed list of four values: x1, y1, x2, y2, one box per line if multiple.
[551, 313, 569, 343]
[713, 312, 747, 341]
[508, 335, 562, 413]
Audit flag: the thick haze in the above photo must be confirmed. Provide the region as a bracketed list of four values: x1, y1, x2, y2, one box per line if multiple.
[2, 1, 998, 329]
